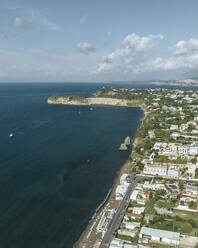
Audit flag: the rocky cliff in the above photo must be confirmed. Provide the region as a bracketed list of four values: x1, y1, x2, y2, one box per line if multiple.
[47, 96, 142, 108]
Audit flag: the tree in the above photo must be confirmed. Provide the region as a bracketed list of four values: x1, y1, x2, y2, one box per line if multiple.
[181, 223, 192, 234]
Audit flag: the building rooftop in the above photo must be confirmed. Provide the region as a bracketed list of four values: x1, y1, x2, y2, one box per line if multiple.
[140, 227, 180, 241]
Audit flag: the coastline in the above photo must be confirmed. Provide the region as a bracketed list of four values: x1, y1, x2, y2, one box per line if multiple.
[47, 94, 146, 247]
[74, 160, 132, 248]
[73, 105, 146, 248]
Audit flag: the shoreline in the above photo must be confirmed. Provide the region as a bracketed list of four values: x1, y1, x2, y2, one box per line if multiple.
[73, 105, 146, 248]
[74, 160, 132, 248]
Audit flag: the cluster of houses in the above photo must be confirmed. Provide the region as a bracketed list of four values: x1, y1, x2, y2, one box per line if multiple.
[177, 184, 198, 211]
[143, 164, 180, 178]
[113, 177, 198, 247]
[153, 142, 198, 159]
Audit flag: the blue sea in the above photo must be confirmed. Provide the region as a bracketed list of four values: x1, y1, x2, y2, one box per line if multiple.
[0, 82, 144, 248]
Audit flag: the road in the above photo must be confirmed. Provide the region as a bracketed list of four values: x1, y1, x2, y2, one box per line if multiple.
[99, 176, 141, 248]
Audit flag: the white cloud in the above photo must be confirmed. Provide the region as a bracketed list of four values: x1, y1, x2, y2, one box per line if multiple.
[93, 34, 198, 79]
[174, 39, 198, 55]
[93, 33, 163, 74]
[77, 42, 96, 54]
[0, 48, 100, 82]
[30, 9, 60, 31]
[15, 17, 30, 28]
[13, 8, 60, 31]
[150, 38, 198, 73]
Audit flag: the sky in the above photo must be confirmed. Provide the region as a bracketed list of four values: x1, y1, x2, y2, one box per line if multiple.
[0, 0, 198, 82]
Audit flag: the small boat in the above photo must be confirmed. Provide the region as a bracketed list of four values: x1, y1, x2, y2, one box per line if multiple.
[9, 133, 14, 138]
[90, 107, 93, 110]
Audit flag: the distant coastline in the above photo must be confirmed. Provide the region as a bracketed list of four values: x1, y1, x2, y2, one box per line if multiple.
[152, 78, 198, 87]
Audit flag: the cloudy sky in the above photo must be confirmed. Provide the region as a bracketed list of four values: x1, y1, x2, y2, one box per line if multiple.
[0, 0, 198, 82]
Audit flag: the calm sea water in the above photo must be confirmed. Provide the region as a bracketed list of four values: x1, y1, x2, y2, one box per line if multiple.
[0, 83, 144, 248]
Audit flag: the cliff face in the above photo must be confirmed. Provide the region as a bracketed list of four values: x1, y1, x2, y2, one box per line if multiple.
[47, 96, 142, 108]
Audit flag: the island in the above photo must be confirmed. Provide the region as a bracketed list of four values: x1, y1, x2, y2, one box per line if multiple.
[48, 87, 198, 248]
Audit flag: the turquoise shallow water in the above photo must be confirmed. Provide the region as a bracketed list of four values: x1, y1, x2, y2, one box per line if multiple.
[0, 83, 143, 248]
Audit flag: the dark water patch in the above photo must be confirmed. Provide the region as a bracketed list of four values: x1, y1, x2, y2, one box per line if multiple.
[0, 83, 143, 248]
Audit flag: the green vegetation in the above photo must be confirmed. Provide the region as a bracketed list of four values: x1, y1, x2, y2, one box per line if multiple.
[116, 234, 138, 243]
[48, 95, 62, 101]
[146, 210, 198, 236]
[68, 95, 87, 102]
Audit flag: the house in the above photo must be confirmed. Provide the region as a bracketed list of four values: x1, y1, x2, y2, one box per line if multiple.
[139, 227, 180, 246]
[148, 130, 156, 139]
[142, 181, 153, 190]
[170, 125, 178, 130]
[167, 166, 180, 178]
[132, 207, 145, 215]
[189, 145, 198, 155]
[165, 183, 178, 194]
[109, 238, 139, 248]
[186, 163, 196, 177]
[143, 165, 167, 176]
[116, 185, 128, 200]
[124, 221, 140, 230]
[120, 174, 129, 184]
[186, 184, 197, 196]
[109, 238, 123, 248]
[118, 229, 136, 237]
[125, 213, 142, 220]
[130, 190, 139, 201]
[171, 132, 180, 139]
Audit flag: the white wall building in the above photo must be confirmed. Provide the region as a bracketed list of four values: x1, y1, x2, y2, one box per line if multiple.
[143, 165, 167, 176]
[167, 166, 180, 178]
[130, 190, 139, 201]
[186, 184, 197, 195]
[170, 125, 178, 130]
[124, 221, 140, 230]
[120, 174, 129, 184]
[139, 227, 180, 246]
[133, 207, 145, 215]
[116, 185, 128, 200]
[189, 145, 198, 155]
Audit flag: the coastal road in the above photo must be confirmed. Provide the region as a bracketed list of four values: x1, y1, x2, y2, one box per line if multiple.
[99, 176, 141, 248]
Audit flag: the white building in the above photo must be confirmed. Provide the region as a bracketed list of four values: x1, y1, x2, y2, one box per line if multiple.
[143, 165, 167, 176]
[118, 229, 136, 237]
[116, 185, 128, 200]
[109, 238, 124, 248]
[167, 166, 180, 178]
[130, 190, 139, 201]
[120, 174, 129, 184]
[189, 145, 198, 155]
[171, 132, 180, 139]
[109, 238, 140, 248]
[139, 227, 180, 246]
[124, 221, 140, 230]
[170, 125, 178, 130]
[133, 207, 145, 215]
[186, 163, 196, 177]
[186, 184, 197, 195]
